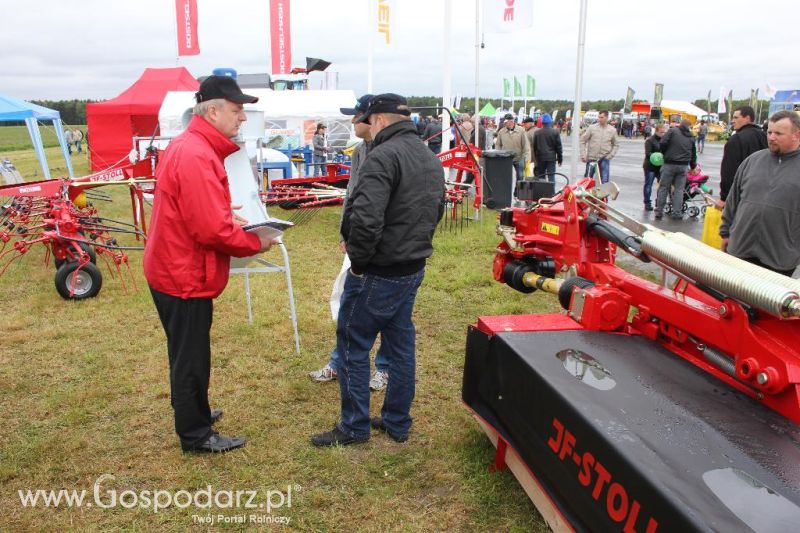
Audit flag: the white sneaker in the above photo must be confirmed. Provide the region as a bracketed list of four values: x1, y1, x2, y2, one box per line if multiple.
[309, 364, 337, 382]
[369, 370, 389, 392]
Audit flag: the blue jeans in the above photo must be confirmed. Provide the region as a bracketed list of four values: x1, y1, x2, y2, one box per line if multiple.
[513, 159, 525, 181]
[312, 154, 326, 176]
[336, 269, 424, 439]
[697, 136, 705, 153]
[585, 158, 610, 183]
[329, 342, 389, 372]
[534, 160, 557, 182]
[643, 170, 659, 206]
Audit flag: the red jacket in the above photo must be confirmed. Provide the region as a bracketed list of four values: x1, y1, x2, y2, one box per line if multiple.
[143, 115, 261, 299]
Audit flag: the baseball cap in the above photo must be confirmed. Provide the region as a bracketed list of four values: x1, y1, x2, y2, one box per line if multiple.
[541, 113, 553, 125]
[521, 117, 534, 124]
[355, 93, 412, 124]
[340, 94, 374, 116]
[196, 76, 258, 104]
[503, 113, 515, 120]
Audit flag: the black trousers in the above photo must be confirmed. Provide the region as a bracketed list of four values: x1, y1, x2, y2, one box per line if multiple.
[150, 287, 214, 446]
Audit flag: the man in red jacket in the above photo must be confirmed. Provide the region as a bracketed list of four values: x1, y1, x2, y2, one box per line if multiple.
[144, 76, 276, 453]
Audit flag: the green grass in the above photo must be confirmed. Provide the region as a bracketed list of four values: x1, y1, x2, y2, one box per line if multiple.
[0, 147, 554, 531]
[0, 124, 84, 152]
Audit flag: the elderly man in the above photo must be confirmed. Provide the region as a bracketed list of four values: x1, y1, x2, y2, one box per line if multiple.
[311, 93, 445, 446]
[655, 119, 697, 220]
[720, 110, 800, 276]
[580, 110, 619, 183]
[496, 113, 531, 181]
[719, 106, 768, 204]
[144, 76, 277, 453]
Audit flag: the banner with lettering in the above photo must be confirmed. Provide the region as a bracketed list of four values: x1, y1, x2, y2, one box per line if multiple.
[270, 0, 292, 74]
[175, 0, 200, 56]
[483, 0, 533, 34]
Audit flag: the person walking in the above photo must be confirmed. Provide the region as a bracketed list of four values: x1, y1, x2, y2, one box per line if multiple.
[580, 110, 619, 183]
[312, 123, 328, 177]
[655, 119, 697, 220]
[696, 120, 708, 154]
[719, 106, 768, 204]
[496, 113, 531, 181]
[532, 113, 563, 182]
[642, 123, 667, 211]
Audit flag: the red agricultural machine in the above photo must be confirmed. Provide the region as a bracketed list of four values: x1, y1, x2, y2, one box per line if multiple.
[463, 177, 800, 530]
[0, 165, 153, 300]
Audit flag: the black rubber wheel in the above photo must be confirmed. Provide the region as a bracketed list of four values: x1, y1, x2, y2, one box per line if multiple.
[54, 241, 96, 269]
[54, 261, 102, 300]
[557, 276, 595, 310]
[688, 206, 700, 218]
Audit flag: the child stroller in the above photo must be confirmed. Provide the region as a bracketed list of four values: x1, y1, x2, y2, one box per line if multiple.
[667, 165, 712, 218]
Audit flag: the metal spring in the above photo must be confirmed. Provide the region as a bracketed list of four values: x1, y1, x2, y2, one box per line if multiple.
[697, 343, 736, 377]
[668, 232, 800, 294]
[640, 231, 799, 317]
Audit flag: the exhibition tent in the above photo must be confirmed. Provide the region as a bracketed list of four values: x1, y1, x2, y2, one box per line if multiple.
[0, 94, 74, 179]
[86, 67, 198, 171]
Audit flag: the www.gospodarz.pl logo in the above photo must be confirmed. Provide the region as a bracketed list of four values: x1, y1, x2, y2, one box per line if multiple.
[17, 474, 297, 516]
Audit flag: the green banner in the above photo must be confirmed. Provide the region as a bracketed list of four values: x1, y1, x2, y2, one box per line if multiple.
[526, 75, 535, 98]
[503, 78, 510, 98]
[654, 83, 664, 107]
[513, 76, 523, 98]
[624, 87, 635, 111]
[750, 88, 759, 109]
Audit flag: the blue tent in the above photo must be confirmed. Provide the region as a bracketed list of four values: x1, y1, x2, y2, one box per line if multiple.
[768, 90, 800, 116]
[0, 94, 74, 179]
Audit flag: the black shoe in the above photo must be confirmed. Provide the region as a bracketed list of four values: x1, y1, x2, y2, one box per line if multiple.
[644, 204, 653, 211]
[182, 432, 246, 453]
[311, 426, 369, 447]
[370, 417, 408, 443]
[211, 409, 223, 424]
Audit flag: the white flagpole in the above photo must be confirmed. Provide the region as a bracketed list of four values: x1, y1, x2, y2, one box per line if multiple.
[441, 0, 452, 152]
[367, 0, 374, 92]
[569, 0, 588, 183]
[473, 0, 481, 145]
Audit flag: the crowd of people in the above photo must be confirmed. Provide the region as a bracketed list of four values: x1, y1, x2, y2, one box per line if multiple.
[62, 127, 85, 155]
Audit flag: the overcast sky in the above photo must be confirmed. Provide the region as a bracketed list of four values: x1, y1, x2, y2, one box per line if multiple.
[2, 0, 796, 103]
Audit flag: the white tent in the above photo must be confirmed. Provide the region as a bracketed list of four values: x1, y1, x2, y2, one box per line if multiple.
[659, 100, 709, 121]
[158, 89, 357, 148]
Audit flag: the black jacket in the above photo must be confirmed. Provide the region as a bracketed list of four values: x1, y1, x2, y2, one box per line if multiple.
[643, 134, 662, 174]
[532, 126, 563, 164]
[720, 123, 768, 200]
[341, 120, 446, 276]
[659, 125, 697, 167]
[424, 121, 442, 148]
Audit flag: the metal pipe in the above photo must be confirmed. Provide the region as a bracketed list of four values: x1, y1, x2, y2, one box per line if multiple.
[569, 0, 589, 183]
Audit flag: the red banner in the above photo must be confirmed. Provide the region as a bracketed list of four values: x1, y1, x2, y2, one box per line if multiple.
[270, 0, 292, 74]
[175, 0, 200, 56]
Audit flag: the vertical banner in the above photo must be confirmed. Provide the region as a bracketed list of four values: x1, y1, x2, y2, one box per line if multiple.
[764, 83, 777, 100]
[270, 0, 292, 74]
[483, 0, 534, 33]
[526, 75, 536, 98]
[653, 83, 664, 107]
[727, 90, 734, 118]
[175, 0, 200, 56]
[706, 90, 712, 114]
[376, 0, 395, 46]
[624, 87, 635, 111]
[718, 87, 727, 113]
[749, 88, 758, 109]
[503, 78, 511, 98]
[513, 76, 523, 98]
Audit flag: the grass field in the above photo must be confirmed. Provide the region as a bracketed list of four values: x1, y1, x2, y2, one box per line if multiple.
[0, 146, 556, 531]
[0, 124, 83, 153]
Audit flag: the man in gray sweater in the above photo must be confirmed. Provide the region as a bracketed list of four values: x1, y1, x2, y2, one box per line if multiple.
[720, 110, 800, 276]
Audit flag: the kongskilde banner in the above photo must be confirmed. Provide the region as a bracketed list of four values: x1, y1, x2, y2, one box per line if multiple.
[483, 0, 533, 34]
[175, 0, 200, 56]
[270, 0, 292, 74]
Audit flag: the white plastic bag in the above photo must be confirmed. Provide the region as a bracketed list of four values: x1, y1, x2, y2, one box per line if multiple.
[329, 254, 351, 322]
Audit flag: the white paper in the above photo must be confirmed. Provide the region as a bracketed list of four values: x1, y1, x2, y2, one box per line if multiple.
[330, 254, 351, 322]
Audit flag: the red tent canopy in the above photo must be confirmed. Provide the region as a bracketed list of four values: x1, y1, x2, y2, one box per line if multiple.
[86, 67, 198, 171]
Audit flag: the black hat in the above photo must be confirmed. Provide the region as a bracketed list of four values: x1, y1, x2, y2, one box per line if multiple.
[503, 113, 515, 121]
[340, 94, 374, 116]
[355, 93, 411, 124]
[196, 76, 258, 104]
[521, 117, 534, 124]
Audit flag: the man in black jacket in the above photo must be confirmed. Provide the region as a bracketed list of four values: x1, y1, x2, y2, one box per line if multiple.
[642, 123, 667, 210]
[311, 93, 445, 447]
[719, 106, 767, 203]
[532, 113, 563, 182]
[655, 119, 697, 219]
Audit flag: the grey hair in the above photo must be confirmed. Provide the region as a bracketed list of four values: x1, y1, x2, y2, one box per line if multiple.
[193, 98, 226, 116]
[769, 110, 800, 131]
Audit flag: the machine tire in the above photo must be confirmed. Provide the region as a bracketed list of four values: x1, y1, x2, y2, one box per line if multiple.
[558, 276, 595, 311]
[54, 241, 96, 269]
[54, 261, 102, 300]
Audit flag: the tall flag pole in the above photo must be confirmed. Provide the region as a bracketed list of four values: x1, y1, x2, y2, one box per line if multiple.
[442, 0, 453, 152]
[569, 0, 588, 182]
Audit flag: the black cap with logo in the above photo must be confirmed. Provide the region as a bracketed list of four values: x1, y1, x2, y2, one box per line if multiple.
[354, 93, 411, 124]
[195, 76, 259, 104]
